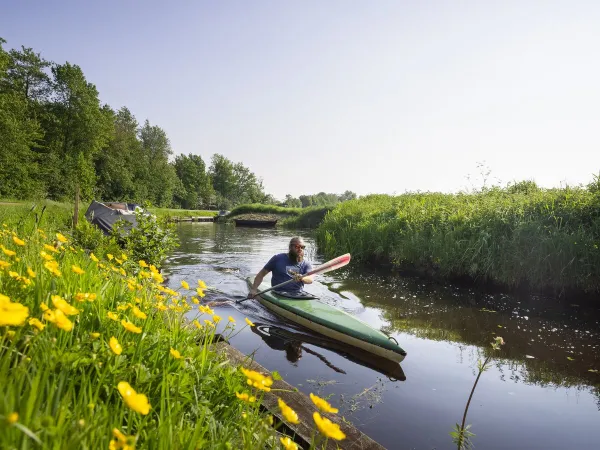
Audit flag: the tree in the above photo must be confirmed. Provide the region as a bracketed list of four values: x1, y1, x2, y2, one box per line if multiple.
[173, 153, 214, 209]
[41, 62, 112, 200]
[283, 194, 302, 208]
[209, 154, 236, 209]
[139, 120, 177, 207]
[0, 38, 44, 199]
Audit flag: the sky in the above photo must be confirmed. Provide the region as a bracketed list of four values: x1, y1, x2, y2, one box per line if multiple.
[2, 1, 600, 200]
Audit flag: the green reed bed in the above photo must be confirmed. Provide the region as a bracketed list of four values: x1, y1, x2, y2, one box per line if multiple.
[0, 206, 348, 449]
[316, 185, 600, 294]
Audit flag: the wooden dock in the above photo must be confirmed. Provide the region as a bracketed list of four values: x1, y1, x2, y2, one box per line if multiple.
[170, 216, 216, 223]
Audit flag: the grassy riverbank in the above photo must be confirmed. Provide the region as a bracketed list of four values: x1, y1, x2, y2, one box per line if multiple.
[316, 182, 600, 295]
[226, 204, 331, 228]
[149, 208, 217, 219]
[0, 206, 277, 448]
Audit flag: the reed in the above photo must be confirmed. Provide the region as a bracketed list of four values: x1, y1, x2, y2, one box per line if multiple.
[316, 183, 600, 295]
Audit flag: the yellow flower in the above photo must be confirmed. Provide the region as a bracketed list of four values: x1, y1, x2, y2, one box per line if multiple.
[51, 295, 79, 316]
[245, 318, 255, 327]
[203, 319, 215, 328]
[121, 319, 142, 334]
[196, 288, 206, 298]
[110, 428, 135, 450]
[192, 319, 202, 329]
[117, 381, 150, 415]
[43, 244, 58, 253]
[75, 292, 97, 302]
[235, 392, 256, 403]
[212, 315, 222, 323]
[40, 251, 53, 261]
[156, 302, 167, 311]
[27, 267, 36, 278]
[0, 294, 29, 326]
[228, 316, 235, 323]
[310, 393, 339, 414]
[170, 348, 182, 359]
[109, 337, 123, 355]
[119, 268, 126, 277]
[115, 258, 123, 265]
[139, 260, 148, 268]
[241, 367, 273, 392]
[278, 398, 299, 424]
[107, 254, 114, 260]
[280, 437, 298, 450]
[121, 253, 128, 261]
[51, 309, 74, 331]
[192, 297, 199, 304]
[40, 302, 49, 311]
[90, 253, 99, 262]
[0, 259, 10, 269]
[43, 260, 61, 277]
[313, 412, 346, 441]
[90, 332, 100, 339]
[7, 412, 19, 424]
[56, 233, 68, 243]
[108, 311, 119, 321]
[117, 304, 130, 311]
[199, 304, 214, 315]
[12, 236, 25, 246]
[181, 280, 189, 290]
[29, 318, 45, 331]
[132, 306, 147, 320]
[197, 280, 207, 289]
[1, 246, 16, 257]
[151, 272, 164, 283]
[71, 265, 85, 275]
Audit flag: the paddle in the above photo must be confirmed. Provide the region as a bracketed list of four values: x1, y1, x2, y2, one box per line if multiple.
[236, 253, 351, 304]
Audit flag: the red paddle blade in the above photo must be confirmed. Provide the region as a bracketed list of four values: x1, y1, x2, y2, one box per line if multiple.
[307, 253, 351, 276]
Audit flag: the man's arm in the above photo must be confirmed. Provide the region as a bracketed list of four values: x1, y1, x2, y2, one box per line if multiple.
[250, 268, 270, 296]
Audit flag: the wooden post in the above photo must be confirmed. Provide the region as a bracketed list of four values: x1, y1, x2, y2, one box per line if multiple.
[73, 184, 80, 228]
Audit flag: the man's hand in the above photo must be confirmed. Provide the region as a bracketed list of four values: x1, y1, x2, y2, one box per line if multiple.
[292, 273, 304, 282]
[249, 287, 258, 298]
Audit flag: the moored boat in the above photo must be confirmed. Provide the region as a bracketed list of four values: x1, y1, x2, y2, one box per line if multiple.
[246, 276, 407, 362]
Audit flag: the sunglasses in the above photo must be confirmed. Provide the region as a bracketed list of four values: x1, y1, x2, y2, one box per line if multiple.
[291, 244, 306, 250]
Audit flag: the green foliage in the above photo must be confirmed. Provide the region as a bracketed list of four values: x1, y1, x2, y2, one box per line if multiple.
[228, 203, 303, 217]
[317, 182, 600, 294]
[113, 210, 179, 268]
[281, 207, 333, 228]
[173, 153, 214, 209]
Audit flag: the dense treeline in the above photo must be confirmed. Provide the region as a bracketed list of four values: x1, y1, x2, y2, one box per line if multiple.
[0, 38, 272, 209]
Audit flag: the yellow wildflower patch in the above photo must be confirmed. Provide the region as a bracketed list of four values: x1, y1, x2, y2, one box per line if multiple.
[51, 295, 79, 316]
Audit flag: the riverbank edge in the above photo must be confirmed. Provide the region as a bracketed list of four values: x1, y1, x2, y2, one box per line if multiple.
[213, 340, 387, 450]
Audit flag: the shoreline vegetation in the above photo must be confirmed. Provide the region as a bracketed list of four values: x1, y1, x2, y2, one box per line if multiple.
[0, 203, 355, 449]
[226, 178, 600, 299]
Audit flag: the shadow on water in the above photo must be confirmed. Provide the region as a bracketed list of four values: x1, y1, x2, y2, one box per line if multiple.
[167, 222, 600, 450]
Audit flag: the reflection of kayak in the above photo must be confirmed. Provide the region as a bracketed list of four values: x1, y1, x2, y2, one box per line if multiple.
[251, 323, 406, 381]
[247, 277, 407, 362]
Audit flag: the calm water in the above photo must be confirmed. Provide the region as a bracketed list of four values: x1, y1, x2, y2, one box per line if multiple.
[165, 223, 600, 450]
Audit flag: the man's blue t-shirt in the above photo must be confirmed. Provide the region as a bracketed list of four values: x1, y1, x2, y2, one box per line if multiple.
[263, 253, 312, 291]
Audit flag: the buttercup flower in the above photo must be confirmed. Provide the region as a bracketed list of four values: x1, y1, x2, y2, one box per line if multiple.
[29, 318, 45, 331]
[278, 398, 299, 424]
[56, 233, 68, 243]
[280, 437, 298, 450]
[245, 318, 255, 327]
[235, 392, 256, 403]
[107, 311, 119, 321]
[117, 381, 150, 415]
[181, 280, 189, 290]
[313, 412, 346, 441]
[7, 412, 19, 424]
[71, 265, 85, 275]
[0, 294, 29, 326]
[132, 306, 147, 320]
[310, 393, 339, 414]
[121, 319, 142, 334]
[90, 253, 99, 262]
[12, 236, 25, 246]
[170, 348, 182, 359]
[110, 337, 123, 355]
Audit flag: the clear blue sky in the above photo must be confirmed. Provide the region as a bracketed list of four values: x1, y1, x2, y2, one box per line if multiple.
[2, 1, 599, 199]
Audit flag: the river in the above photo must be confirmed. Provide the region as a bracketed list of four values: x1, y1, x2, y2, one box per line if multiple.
[164, 222, 600, 450]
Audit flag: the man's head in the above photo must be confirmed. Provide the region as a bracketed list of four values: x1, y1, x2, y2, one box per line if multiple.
[288, 237, 306, 263]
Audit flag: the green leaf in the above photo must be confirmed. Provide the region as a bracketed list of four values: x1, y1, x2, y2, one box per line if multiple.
[271, 371, 282, 381]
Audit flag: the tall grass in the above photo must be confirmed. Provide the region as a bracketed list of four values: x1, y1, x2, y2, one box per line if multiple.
[280, 207, 333, 229]
[227, 204, 302, 217]
[316, 184, 600, 295]
[149, 208, 217, 218]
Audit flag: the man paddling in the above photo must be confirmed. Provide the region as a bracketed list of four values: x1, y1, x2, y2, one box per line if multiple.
[249, 237, 314, 298]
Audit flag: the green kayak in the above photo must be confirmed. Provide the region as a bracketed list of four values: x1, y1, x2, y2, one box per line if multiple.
[247, 277, 407, 363]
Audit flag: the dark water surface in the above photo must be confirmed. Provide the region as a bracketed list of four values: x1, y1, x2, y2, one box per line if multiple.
[165, 223, 600, 450]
